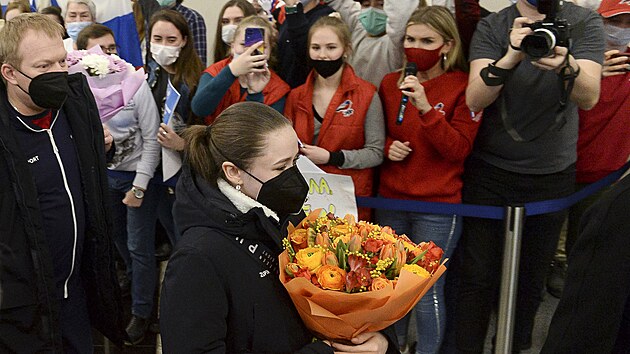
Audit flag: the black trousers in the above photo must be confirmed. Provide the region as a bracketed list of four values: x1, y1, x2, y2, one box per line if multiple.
[454, 157, 575, 353]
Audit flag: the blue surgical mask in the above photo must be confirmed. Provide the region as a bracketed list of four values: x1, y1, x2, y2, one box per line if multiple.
[526, 0, 538, 7]
[66, 21, 92, 42]
[299, 0, 312, 5]
[604, 23, 630, 51]
[358, 8, 387, 36]
[157, 0, 176, 6]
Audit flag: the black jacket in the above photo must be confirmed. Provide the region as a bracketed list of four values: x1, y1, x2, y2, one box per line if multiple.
[160, 166, 334, 353]
[277, 3, 334, 88]
[542, 173, 630, 353]
[0, 74, 125, 351]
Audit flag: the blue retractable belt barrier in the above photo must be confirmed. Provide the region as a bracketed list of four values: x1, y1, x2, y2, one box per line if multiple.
[108, 160, 630, 220]
[357, 160, 630, 219]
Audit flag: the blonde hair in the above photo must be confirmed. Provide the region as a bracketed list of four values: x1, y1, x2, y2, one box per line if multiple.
[308, 16, 353, 59]
[0, 13, 65, 68]
[403, 6, 467, 74]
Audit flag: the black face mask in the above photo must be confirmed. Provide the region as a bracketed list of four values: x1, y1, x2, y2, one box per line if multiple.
[15, 69, 69, 110]
[310, 57, 344, 79]
[242, 164, 309, 216]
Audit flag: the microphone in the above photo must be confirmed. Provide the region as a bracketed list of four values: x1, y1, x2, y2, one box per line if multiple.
[396, 62, 417, 125]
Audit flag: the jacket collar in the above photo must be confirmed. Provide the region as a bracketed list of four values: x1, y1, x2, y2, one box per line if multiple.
[217, 178, 279, 222]
[295, 64, 360, 114]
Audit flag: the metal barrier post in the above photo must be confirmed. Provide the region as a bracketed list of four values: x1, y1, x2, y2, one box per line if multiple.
[495, 206, 525, 353]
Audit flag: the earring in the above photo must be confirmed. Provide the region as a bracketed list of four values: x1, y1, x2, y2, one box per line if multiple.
[441, 53, 447, 70]
[235, 184, 242, 191]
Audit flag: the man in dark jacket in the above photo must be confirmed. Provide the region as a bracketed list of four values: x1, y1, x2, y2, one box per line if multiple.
[0, 13, 124, 352]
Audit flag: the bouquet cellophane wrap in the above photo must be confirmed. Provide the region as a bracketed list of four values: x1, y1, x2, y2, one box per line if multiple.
[278, 212, 447, 340]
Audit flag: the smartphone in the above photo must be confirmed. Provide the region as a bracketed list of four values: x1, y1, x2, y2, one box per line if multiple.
[244, 27, 265, 55]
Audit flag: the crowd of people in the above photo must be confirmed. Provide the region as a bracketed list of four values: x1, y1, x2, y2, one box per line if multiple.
[0, 0, 628, 353]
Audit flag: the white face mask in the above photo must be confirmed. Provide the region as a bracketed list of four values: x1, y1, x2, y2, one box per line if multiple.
[151, 43, 182, 67]
[222, 24, 238, 45]
[604, 23, 630, 51]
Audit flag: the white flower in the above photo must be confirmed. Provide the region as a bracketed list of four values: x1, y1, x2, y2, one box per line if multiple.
[80, 54, 111, 78]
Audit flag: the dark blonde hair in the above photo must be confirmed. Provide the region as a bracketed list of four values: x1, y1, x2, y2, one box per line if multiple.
[3, 1, 31, 20]
[183, 102, 292, 185]
[307, 16, 353, 59]
[212, 0, 256, 63]
[149, 9, 204, 94]
[0, 13, 66, 68]
[403, 6, 468, 74]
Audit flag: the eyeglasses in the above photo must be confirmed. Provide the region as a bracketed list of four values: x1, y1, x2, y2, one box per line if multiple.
[101, 45, 119, 54]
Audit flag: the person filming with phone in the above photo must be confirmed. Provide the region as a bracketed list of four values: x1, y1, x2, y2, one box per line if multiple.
[192, 15, 290, 124]
[453, 0, 604, 350]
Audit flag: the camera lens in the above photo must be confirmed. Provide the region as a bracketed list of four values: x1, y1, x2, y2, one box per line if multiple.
[521, 29, 556, 59]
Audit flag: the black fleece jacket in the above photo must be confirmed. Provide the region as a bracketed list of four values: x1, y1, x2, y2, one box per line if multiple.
[0, 73, 125, 351]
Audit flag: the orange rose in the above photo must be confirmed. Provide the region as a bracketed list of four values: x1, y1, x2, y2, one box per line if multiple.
[316, 265, 347, 291]
[370, 277, 393, 291]
[290, 229, 309, 251]
[295, 247, 324, 272]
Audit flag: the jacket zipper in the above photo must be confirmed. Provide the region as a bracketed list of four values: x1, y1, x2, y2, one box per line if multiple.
[45, 129, 78, 299]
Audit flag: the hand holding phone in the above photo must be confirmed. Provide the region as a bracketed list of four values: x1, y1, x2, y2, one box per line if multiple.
[245, 27, 265, 55]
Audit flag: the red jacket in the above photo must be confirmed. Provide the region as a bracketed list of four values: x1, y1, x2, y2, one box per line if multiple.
[203, 58, 290, 125]
[285, 65, 377, 198]
[577, 71, 630, 183]
[378, 70, 481, 203]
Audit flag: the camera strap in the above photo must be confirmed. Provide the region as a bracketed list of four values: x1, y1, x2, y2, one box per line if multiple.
[498, 88, 569, 143]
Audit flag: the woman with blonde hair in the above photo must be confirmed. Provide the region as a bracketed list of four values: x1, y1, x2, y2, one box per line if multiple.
[284, 15, 385, 222]
[192, 15, 289, 124]
[375, 6, 479, 354]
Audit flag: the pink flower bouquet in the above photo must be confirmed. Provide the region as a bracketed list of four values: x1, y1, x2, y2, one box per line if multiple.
[67, 46, 146, 122]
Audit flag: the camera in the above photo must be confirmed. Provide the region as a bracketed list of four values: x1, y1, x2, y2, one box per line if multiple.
[520, 0, 571, 59]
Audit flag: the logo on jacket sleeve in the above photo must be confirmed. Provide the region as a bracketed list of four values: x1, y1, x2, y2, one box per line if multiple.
[335, 100, 355, 117]
[434, 102, 446, 116]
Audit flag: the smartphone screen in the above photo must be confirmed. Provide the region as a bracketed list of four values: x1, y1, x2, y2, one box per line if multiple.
[244, 27, 265, 56]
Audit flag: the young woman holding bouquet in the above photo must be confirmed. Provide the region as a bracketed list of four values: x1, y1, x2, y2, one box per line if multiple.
[191, 15, 290, 124]
[159, 102, 394, 353]
[284, 16, 385, 221]
[375, 6, 480, 354]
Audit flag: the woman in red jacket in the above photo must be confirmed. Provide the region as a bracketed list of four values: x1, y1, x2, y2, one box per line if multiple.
[192, 15, 290, 124]
[284, 16, 385, 221]
[376, 6, 480, 353]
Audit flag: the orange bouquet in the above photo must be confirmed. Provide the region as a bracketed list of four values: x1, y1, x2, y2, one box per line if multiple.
[279, 209, 447, 340]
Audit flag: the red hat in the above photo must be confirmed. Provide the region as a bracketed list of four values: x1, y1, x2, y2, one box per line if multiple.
[598, 0, 630, 18]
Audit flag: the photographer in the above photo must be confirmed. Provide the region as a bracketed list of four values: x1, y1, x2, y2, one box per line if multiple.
[453, 0, 603, 351]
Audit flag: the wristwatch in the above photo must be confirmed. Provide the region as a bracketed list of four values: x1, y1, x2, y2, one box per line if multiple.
[131, 186, 145, 199]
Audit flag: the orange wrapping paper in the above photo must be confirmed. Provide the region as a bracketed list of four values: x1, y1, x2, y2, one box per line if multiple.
[279, 251, 447, 340]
